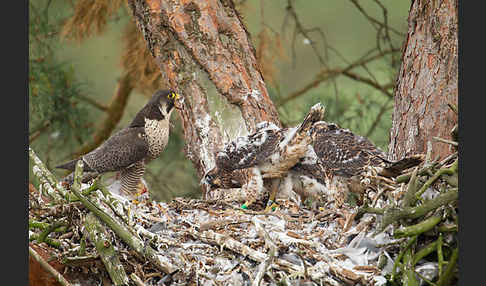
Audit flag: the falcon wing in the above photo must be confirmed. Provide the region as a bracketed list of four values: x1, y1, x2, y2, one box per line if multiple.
[83, 127, 149, 173]
[215, 125, 282, 172]
[310, 122, 387, 177]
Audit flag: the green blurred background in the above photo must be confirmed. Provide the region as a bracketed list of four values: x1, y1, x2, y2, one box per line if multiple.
[29, 0, 411, 202]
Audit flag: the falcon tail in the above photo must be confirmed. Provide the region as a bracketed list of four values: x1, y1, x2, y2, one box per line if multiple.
[381, 154, 425, 177]
[56, 159, 78, 171]
[296, 103, 326, 134]
[56, 158, 95, 172]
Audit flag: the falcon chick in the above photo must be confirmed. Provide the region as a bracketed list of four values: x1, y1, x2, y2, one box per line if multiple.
[204, 103, 325, 210]
[56, 89, 182, 196]
[288, 121, 422, 206]
[204, 104, 422, 209]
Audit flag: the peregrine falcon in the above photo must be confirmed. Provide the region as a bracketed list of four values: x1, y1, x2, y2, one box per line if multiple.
[56, 89, 182, 195]
[204, 103, 422, 208]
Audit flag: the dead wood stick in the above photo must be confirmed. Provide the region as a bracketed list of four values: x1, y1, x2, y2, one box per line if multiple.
[29, 246, 72, 286]
[71, 160, 178, 274]
[130, 273, 148, 286]
[29, 147, 66, 202]
[252, 217, 278, 286]
[187, 228, 268, 263]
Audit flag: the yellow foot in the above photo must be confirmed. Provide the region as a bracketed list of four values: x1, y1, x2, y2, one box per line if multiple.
[264, 200, 279, 213]
[131, 189, 145, 205]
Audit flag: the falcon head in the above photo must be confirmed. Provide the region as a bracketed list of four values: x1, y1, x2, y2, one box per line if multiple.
[129, 89, 183, 127]
[155, 89, 183, 115]
[203, 166, 247, 190]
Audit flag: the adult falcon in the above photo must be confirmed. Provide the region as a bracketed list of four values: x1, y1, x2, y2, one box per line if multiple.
[57, 89, 183, 196]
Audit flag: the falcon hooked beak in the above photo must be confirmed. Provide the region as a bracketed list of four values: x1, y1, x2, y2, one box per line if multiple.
[173, 92, 183, 111]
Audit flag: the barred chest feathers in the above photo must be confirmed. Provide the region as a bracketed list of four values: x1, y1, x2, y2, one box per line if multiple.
[144, 118, 170, 160]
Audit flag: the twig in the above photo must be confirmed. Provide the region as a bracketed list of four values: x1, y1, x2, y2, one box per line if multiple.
[393, 216, 442, 238]
[252, 217, 278, 286]
[401, 245, 419, 286]
[130, 273, 148, 286]
[62, 255, 100, 266]
[29, 246, 72, 286]
[188, 228, 267, 263]
[84, 212, 129, 286]
[29, 220, 67, 233]
[342, 70, 393, 98]
[412, 240, 439, 266]
[365, 98, 392, 137]
[286, 0, 328, 68]
[77, 94, 109, 111]
[437, 233, 444, 277]
[415, 160, 458, 199]
[390, 235, 417, 282]
[379, 188, 458, 233]
[401, 167, 419, 207]
[29, 233, 61, 248]
[71, 160, 178, 274]
[433, 137, 458, 147]
[277, 48, 400, 106]
[396, 163, 438, 184]
[29, 147, 67, 200]
[348, 0, 404, 36]
[436, 247, 458, 286]
[38, 220, 68, 243]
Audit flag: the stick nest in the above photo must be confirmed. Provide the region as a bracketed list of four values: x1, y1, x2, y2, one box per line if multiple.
[29, 147, 458, 286]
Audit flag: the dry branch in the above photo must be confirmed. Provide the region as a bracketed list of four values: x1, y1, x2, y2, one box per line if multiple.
[70, 160, 178, 274]
[29, 246, 72, 286]
[277, 48, 400, 106]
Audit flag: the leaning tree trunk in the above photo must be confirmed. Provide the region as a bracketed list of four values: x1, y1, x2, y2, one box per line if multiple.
[126, 0, 281, 188]
[388, 0, 458, 161]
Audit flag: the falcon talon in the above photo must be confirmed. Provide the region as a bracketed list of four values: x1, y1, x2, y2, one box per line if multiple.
[56, 90, 182, 197]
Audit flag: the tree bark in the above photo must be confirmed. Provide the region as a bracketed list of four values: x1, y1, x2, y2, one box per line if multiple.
[126, 0, 281, 184]
[388, 0, 458, 161]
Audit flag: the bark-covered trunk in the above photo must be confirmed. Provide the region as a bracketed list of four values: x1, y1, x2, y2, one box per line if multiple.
[126, 0, 281, 187]
[388, 0, 458, 161]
